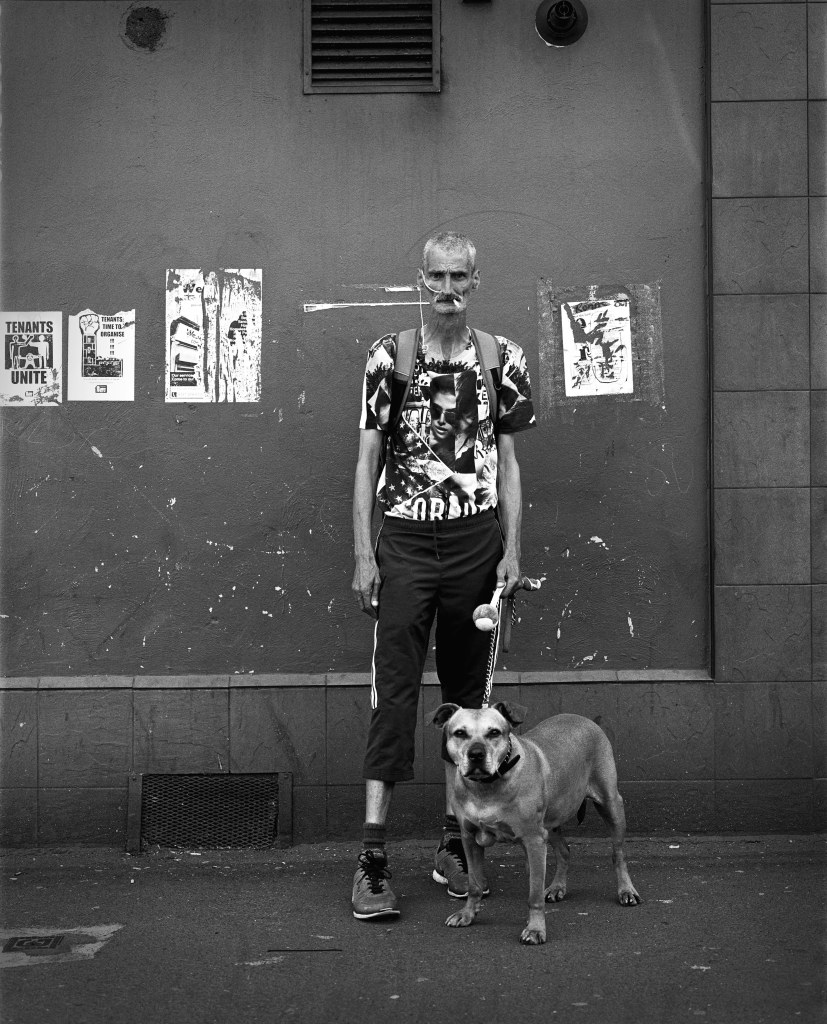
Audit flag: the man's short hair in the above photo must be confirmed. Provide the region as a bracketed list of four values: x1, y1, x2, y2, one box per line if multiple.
[422, 232, 477, 271]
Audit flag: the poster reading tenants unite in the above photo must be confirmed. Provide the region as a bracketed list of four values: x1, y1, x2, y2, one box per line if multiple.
[165, 269, 262, 403]
[0, 312, 63, 406]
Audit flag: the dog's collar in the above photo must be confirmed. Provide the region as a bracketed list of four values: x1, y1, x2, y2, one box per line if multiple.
[474, 735, 521, 784]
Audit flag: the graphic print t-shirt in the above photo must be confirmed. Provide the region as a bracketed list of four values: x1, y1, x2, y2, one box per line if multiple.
[359, 331, 535, 521]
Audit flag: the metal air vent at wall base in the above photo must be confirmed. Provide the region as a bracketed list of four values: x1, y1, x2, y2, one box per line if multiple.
[126, 772, 293, 854]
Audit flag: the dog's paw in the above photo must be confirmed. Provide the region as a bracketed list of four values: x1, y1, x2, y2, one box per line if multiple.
[445, 910, 475, 928]
[544, 884, 567, 903]
[519, 927, 546, 945]
[618, 887, 642, 906]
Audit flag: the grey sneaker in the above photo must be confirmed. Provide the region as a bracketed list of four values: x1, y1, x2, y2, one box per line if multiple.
[432, 835, 490, 898]
[352, 849, 400, 920]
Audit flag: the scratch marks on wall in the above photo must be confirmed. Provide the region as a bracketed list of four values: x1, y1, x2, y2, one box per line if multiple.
[166, 269, 262, 402]
[303, 285, 427, 314]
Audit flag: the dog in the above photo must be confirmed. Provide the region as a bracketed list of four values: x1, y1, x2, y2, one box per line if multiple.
[433, 701, 641, 945]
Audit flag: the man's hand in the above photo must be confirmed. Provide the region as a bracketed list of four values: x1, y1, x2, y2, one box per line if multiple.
[496, 551, 522, 600]
[352, 556, 381, 618]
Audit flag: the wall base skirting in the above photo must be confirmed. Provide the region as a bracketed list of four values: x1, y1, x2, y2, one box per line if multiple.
[1, 674, 823, 848]
[0, 669, 714, 690]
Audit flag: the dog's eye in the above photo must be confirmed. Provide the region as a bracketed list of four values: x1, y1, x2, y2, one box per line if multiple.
[453, 728, 469, 739]
[486, 728, 502, 739]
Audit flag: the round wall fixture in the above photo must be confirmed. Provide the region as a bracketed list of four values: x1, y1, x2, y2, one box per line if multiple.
[535, 0, 588, 47]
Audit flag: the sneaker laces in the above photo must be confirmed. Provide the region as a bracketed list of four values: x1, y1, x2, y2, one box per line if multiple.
[440, 835, 467, 873]
[357, 849, 392, 894]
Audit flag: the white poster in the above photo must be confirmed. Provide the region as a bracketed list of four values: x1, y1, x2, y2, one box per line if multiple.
[0, 312, 62, 406]
[165, 269, 261, 403]
[68, 308, 135, 401]
[560, 297, 633, 397]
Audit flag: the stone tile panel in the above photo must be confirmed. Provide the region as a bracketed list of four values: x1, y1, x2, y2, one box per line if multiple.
[714, 391, 809, 487]
[812, 294, 827, 390]
[325, 687, 371, 785]
[713, 488, 810, 584]
[133, 690, 229, 774]
[715, 682, 812, 778]
[0, 789, 37, 847]
[713, 294, 809, 391]
[814, 391, 827, 487]
[38, 787, 128, 845]
[229, 687, 326, 784]
[0, 690, 37, 787]
[813, 489, 827, 584]
[612, 683, 715, 781]
[39, 690, 132, 787]
[711, 4, 807, 100]
[711, 101, 807, 197]
[714, 780, 813, 831]
[810, 3, 827, 100]
[714, 585, 811, 681]
[713, 198, 809, 294]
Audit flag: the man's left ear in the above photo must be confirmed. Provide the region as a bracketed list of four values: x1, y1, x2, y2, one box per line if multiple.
[472, 269, 480, 290]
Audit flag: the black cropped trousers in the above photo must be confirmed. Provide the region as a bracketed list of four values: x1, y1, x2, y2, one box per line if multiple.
[363, 509, 503, 782]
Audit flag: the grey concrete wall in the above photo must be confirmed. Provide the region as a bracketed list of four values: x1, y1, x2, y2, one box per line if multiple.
[1, 0, 709, 678]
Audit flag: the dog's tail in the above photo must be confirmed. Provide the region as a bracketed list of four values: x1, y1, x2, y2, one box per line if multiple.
[593, 714, 616, 749]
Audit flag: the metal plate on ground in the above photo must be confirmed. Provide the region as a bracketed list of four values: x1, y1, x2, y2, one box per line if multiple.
[0, 926, 122, 969]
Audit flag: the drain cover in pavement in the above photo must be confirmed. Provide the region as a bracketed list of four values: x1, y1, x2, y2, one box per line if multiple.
[3, 935, 65, 953]
[0, 926, 122, 969]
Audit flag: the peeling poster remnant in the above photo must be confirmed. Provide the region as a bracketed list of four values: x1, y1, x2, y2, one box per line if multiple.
[561, 296, 632, 396]
[0, 312, 63, 406]
[68, 308, 135, 401]
[165, 269, 262, 402]
[537, 281, 665, 419]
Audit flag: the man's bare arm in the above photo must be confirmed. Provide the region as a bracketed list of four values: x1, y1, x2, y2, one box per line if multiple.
[496, 432, 523, 598]
[352, 428, 385, 618]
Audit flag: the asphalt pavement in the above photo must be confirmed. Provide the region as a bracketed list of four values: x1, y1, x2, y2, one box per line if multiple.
[1, 835, 824, 1024]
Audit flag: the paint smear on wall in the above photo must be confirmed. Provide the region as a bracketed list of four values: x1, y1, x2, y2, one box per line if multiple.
[165, 269, 262, 402]
[0, 312, 62, 406]
[537, 281, 665, 420]
[68, 309, 135, 401]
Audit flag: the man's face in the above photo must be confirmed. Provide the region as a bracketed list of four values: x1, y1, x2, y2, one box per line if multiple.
[418, 246, 480, 314]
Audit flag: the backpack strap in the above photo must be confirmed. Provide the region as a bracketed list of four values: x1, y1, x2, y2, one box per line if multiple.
[388, 328, 419, 431]
[469, 329, 503, 423]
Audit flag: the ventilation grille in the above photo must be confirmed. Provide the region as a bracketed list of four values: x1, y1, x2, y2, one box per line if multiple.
[129, 773, 291, 852]
[304, 0, 440, 94]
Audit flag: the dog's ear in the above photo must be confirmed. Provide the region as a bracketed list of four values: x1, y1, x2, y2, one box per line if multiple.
[491, 700, 527, 726]
[431, 703, 461, 727]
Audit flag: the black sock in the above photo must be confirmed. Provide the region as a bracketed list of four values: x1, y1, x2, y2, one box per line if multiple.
[362, 822, 386, 852]
[442, 814, 460, 842]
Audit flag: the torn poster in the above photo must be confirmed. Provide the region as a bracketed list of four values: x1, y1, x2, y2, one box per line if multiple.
[1, 312, 63, 406]
[537, 281, 665, 419]
[561, 296, 632, 397]
[165, 269, 262, 402]
[68, 309, 135, 401]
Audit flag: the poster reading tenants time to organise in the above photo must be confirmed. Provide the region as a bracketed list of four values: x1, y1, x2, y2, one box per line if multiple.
[0, 312, 63, 406]
[68, 309, 136, 401]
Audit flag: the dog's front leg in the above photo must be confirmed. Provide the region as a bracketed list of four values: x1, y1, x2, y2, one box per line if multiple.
[445, 831, 486, 929]
[520, 833, 548, 945]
